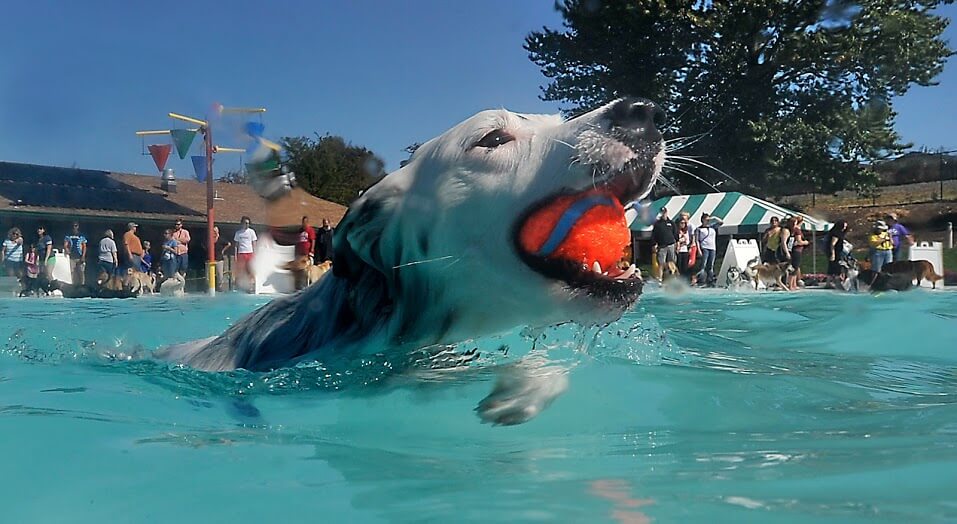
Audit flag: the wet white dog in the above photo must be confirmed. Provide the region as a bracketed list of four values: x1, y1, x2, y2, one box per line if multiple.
[157, 98, 665, 425]
[159, 272, 185, 297]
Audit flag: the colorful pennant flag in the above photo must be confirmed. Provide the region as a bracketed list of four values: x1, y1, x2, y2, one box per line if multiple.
[171, 129, 198, 159]
[147, 144, 172, 172]
[245, 121, 265, 138]
[191, 155, 212, 182]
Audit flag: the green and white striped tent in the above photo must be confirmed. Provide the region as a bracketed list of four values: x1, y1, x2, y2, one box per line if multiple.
[628, 192, 832, 236]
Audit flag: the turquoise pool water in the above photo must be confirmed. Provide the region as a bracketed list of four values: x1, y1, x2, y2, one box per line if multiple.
[1, 289, 956, 522]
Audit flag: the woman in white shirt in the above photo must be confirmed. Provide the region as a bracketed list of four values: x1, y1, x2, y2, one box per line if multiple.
[233, 216, 258, 292]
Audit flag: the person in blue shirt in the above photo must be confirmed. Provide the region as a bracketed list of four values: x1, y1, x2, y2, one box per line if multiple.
[885, 213, 914, 261]
[63, 222, 88, 285]
[161, 229, 180, 279]
[35, 225, 53, 278]
[141, 240, 153, 273]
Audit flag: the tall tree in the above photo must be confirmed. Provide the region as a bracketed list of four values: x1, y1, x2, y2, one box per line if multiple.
[281, 134, 386, 205]
[525, 0, 953, 197]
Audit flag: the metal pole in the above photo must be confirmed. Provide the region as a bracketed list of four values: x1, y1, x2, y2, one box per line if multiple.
[948, 222, 954, 250]
[940, 150, 944, 201]
[205, 124, 216, 296]
[812, 229, 817, 274]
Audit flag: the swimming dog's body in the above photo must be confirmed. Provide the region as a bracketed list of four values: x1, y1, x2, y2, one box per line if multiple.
[881, 260, 943, 289]
[854, 269, 914, 292]
[156, 98, 664, 424]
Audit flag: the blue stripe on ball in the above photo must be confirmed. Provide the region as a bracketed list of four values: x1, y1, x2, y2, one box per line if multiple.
[535, 194, 617, 258]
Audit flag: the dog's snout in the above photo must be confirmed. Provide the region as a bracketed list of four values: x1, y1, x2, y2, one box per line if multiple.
[606, 97, 665, 136]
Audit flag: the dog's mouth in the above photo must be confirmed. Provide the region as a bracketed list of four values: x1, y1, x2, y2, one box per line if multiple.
[513, 150, 658, 305]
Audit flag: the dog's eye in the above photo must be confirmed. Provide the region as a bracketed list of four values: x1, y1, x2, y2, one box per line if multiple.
[474, 129, 514, 149]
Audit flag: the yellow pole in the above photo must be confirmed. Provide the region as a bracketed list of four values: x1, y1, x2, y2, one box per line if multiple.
[168, 112, 207, 127]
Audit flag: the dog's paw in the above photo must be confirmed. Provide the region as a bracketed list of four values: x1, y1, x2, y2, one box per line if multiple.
[475, 368, 568, 426]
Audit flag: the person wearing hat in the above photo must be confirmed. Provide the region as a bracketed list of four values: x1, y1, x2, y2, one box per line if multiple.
[885, 213, 914, 261]
[868, 220, 894, 272]
[123, 221, 145, 271]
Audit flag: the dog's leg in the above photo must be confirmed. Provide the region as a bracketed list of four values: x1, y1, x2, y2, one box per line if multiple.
[476, 355, 569, 426]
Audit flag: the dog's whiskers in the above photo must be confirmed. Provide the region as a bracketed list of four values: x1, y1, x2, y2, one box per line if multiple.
[663, 163, 722, 192]
[668, 155, 740, 184]
[393, 255, 457, 269]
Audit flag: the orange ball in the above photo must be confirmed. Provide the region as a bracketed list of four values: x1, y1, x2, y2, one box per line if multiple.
[518, 191, 629, 271]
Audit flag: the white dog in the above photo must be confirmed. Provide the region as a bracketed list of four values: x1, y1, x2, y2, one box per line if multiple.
[159, 272, 186, 297]
[157, 98, 664, 424]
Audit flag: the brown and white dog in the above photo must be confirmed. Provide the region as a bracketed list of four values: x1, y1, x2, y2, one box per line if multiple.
[125, 268, 156, 295]
[881, 260, 943, 289]
[97, 270, 129, 292]
[745, 258, 792, 291]
[280, 256, 332, 290]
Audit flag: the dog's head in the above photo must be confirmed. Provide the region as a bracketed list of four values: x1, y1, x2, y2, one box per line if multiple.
[333, 98, 664, 341]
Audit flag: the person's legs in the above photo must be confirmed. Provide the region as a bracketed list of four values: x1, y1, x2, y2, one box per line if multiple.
[72, 258, 86, 285]
[214, 260, 224, 291]
[704, 249, 716, 284]
[665, 244, 677, 266]
[176, 254, 188, 276]
[655, 247, 667, 280]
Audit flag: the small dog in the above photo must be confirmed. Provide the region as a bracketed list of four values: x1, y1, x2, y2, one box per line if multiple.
[97, 270, 129, 292]
[19, 275, 51, 297]
[745, 258, 792, 291]
[124, 268, 156, 295]
[855, 269, 914, 292]
[881, 260, 943, 289]
[159, 272, 186, 297]
[281, 256, 333, 290]
[659, 260, 679, 282]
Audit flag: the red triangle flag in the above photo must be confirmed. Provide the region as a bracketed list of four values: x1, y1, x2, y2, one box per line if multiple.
[148, 144, 172, 172]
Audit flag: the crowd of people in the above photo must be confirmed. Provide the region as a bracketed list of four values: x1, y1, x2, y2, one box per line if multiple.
[651, 207, 918, 291]
[651, 207, 724, 286]
[0, 215, 337, 296]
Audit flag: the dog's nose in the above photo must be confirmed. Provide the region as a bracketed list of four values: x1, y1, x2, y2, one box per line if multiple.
[606, 97, 665, 137]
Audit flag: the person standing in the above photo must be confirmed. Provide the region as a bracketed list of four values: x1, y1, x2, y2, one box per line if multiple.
[651, 207, 678, 281]
[122, 222, 145, 272]
[869, 220, 894, 273]
[233, 216, 258, 292]
[35, 225, 53, 277]
[297, 216, 317, 262]
[171, 218, 191, 276]
[885, 213, 914, 261]
[98, 229, 118, 277]
[762, 217, 782, 263]
[2, 227, 24, 278]
[203, 226, 232, 292]
[695, 213, 722, 286]
[788, 216, 809, 290]
[315, 218, 335, 263]
[675, 217, 694, 278]
[64, 222, 88, 285]
[160, 229, 180, 279]
[141, 240, 153, 274]
[826, 220, 849, 289]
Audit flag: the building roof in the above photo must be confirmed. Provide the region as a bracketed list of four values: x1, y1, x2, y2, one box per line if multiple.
[628, 192, 833, 236]
[0, 161, 347, 227]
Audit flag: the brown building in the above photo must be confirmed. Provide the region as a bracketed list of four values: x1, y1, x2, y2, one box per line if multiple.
[0, 161, 346, 288]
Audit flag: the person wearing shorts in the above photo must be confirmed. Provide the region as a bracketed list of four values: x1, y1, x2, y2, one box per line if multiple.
[171, 218, 191, 276]
[233, 216, 258, 292]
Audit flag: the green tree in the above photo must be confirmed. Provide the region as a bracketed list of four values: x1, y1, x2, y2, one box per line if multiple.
[281, 134, 386, 205]
[525, 0, 953, 197]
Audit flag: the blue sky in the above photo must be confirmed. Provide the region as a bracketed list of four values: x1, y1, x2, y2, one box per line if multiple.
[1, 1, 955, 179]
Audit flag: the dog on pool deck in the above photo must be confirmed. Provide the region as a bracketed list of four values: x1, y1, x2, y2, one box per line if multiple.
[881, 259, 943, 289]
[155, 97, 663, 425]
[744, 258, 792, 291]
[125, 268, 156, 295]
[281, 257, 332, 290]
